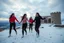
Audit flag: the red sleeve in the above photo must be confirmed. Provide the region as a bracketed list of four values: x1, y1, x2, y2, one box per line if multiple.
[15, 17, 19, 22]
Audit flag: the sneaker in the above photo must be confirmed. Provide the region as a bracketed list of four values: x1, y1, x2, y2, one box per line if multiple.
[37, 35, 39, 38]
[16, 32, 17, 35]
[8, 35, 11, 38]
[36, 33, 39, 38]
[21, 35, 24, 38]
[25, 32, 27, 35]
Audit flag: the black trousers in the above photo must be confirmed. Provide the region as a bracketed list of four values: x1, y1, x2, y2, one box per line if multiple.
[35, 24, 40, 35]
[29, 24, 33, 31]
[22, 23, 27, 36]
[9, 22, 17, 35]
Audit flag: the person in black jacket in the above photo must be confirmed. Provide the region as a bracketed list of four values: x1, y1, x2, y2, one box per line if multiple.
[34, 12, 45, 37]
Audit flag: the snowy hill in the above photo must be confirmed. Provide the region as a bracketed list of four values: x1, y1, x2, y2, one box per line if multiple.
[0, 24, 64, 43]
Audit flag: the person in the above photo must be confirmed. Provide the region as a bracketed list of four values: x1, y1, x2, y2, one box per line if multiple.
[33, 12, 45, 37]
[9, 13, 19, 37]
[20, 14, 28, 38]
[28, 17, 34, 32]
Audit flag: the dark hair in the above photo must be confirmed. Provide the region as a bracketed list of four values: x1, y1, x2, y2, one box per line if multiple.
[36, 12, 41, 17]
[9, 13, 14, 19]
[29, 17, 32, 20]
[21, 14, 27, 21]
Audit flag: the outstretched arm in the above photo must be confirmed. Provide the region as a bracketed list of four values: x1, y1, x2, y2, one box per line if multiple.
[40, 16, 46, 20]
[33, 17, 36, 22]
[15, 17, 19, 23]
[20, 19, 22, 24]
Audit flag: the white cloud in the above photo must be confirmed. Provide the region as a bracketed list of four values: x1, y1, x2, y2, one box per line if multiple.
[0, 0, 64, 21]
[29, 0, 44, 3]
[0, 18, 8, 21]
[48, 0, 54, 4]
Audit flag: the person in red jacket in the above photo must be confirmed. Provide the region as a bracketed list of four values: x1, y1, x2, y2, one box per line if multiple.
[9, 13, 19, 37]
[29, 17, 34, 32]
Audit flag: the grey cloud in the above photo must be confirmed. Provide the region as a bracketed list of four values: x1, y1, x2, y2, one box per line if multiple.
[49, 0, 64, 13]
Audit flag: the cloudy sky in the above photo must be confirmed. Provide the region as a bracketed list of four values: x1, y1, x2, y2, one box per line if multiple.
[0, 0, 64, 21]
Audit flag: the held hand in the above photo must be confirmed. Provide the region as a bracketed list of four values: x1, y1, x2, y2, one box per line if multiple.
[19, 22, 20, 24]
[44, 17, 46, 20]
[44, 17, 46, 19]
[19, 22, 21, 24]
[18, 22, 20, 24]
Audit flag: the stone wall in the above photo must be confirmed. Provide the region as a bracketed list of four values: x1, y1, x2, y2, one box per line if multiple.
[51, 12, 61, 24]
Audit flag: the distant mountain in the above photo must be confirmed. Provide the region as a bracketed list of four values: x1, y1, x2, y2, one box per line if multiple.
[0, 21, 21, 29]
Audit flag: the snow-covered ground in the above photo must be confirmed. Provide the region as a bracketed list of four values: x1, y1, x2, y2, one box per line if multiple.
[0, 24, 64, 43]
